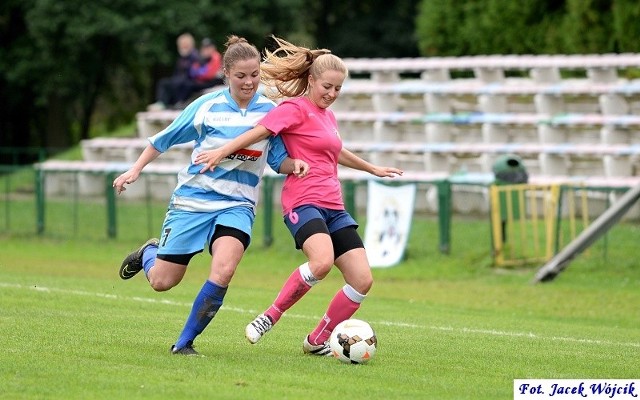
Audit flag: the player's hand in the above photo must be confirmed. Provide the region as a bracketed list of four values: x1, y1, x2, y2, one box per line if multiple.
[112, 170, 140, 194]
[371, 166, 403, 178]
[194, 149, 225, 173]
[292, 159, 310, 178]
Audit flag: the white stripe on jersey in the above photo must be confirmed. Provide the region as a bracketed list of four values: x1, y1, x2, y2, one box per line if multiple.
[149, 89, 279, 213]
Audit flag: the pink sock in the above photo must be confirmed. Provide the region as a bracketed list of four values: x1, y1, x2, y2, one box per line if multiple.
[264, 268, 312, 324]
[308, 287, 362, 345]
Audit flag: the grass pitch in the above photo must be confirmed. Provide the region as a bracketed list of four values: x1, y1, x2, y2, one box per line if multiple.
[0, 216, 639, 399]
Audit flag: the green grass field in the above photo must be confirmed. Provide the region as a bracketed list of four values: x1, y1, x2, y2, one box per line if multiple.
[1, 213, 639, 399]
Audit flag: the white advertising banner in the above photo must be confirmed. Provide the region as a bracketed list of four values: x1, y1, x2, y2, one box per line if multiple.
[364, 180, 416, 268]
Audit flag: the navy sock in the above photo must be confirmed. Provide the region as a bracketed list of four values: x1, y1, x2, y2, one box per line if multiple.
[174, 280, 227, 349]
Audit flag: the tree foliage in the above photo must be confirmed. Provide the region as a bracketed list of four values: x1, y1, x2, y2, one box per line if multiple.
[1, 0, 214, 152]
[2, 0, 639, 158]
[0, 0, 419, 156]
[309, 0, 421, 58]
[416, 0, 640, 56]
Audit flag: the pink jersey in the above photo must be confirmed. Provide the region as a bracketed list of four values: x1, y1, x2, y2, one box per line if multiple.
[258, 96, 344, 214]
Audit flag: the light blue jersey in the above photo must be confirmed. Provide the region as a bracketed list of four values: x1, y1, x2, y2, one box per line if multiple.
[149, 88, 287, 214]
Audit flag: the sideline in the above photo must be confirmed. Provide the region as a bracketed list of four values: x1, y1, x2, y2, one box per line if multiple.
[2, 281, 639, 349]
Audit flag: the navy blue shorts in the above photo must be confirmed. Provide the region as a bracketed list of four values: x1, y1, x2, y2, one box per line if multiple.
[284, 205, 358, 249]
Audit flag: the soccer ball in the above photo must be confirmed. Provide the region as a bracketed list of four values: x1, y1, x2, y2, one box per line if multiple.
[329, 319, 377, 364]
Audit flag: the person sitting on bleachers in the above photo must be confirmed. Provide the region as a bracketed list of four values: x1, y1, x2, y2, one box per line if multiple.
[185, 38, 225, 98]
[148, 33, 200, 111]
[148, 38, 225, 111]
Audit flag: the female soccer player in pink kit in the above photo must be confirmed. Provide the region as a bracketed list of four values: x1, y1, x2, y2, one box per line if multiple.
[195, 36, 402, 355]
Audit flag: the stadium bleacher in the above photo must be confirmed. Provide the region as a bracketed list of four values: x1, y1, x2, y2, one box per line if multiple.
[37, 53, 640, 216]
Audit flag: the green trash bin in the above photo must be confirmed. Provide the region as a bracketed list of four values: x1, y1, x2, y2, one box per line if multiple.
[492, 154, 528, 244]
[493, 154, 528, 186]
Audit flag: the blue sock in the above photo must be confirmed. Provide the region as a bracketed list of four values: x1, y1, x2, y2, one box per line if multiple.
[142, 245, 158, 278]
[174, 280, 228, 349]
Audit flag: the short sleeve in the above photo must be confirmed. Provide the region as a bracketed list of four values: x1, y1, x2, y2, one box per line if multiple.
[266, 135, 289, 173]
[258, 100, 304, 136]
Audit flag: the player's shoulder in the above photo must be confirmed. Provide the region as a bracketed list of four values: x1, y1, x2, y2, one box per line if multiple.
[188, 89, 231, 113]
[248, 92, 277, 113]
[255, 92, 277, 107]
[197, 87, 228, 103]
[266, 97, 304, 114]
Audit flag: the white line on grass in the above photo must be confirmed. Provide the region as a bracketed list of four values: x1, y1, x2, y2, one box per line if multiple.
[3, 282, 639, 349]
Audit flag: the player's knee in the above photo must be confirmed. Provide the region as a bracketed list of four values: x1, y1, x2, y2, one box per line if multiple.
[348, 271, 373, 295]
[359, 276, 373, 294]
[149, 276, 179, 292]
[211, 263, 238, 286]
[309, 257, 334, 279]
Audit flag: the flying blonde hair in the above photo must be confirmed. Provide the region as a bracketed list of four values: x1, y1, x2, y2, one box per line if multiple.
[260, 36, 348, 99]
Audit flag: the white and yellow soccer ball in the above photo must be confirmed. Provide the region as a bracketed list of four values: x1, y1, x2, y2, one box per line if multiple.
[329, 319, 377, 364]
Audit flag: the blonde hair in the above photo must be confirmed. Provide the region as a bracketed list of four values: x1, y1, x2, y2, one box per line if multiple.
[260, 36, 348, 99]
[222, 35, 260, 72]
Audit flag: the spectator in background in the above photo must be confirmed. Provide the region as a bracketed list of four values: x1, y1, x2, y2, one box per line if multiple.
[185, 38, 225, 97]
[155, 38, 224, 110]
[148, 32, 200, 111]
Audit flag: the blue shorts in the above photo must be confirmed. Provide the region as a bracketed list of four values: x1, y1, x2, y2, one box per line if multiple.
[157, 206, 254, 256]
[284, 204, 357, 241]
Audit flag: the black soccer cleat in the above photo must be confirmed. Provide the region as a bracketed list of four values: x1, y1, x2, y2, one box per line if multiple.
[118, 238, 159, 280]
[170, 341, 201, 356]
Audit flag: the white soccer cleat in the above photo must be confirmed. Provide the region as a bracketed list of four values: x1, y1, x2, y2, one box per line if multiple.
[245, 314, 273, 344]
[302, 335, 332, 356]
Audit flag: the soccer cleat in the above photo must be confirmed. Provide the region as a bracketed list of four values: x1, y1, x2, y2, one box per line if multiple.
[170, 341, 201, 356]
[119, 238, 159, 280]
[302, 335, 332, 356]
[245, 314, 273, 344]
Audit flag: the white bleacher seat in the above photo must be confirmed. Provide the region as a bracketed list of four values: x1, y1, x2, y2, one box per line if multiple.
[81, 137, 194, 165]
[478, 94, 508, 113]
[420, 68, 449, 82]
[343, 140, 640, 179]
[587, 67, 618, 83]
[37, 160, 181, 200]
[598, 91, 633, 145]
[534, 93, 565, 115]
[537, 124, 567, 144]
[136, 110, 180, 137]
[599, 93, 630, 115]
[600, 125, 631, 145]
[343, 54, 640, 76]
[481, 123, 510, 143]
[114, 53, 640, 216]
[530, 67, 561, 84]
[473, 67, 505, 83]
[603, 155, 633, 177]
[426, 122, 452, 142]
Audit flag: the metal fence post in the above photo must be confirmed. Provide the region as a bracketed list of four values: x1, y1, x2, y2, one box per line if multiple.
[106, 172, 117, 238]
[343, 180, 357, 218]
[35, 167, 45, 235]
[436, 180, 451, 254]
[262, 176, 274, 247]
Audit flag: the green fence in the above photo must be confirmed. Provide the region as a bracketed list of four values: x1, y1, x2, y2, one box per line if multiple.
[0, 158, 456, 252]
[259, 176, 452, 253]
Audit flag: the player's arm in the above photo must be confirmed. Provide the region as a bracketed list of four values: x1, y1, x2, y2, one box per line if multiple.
[112, 144, 161, 194]
[278, 158, 309, 177]
[338, 147, 403, 178]
[194, 124, 272, 173]
[267, 134, 309, 177]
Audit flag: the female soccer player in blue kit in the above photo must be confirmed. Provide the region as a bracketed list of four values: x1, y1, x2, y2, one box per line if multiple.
[112, 35, 308, 355]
